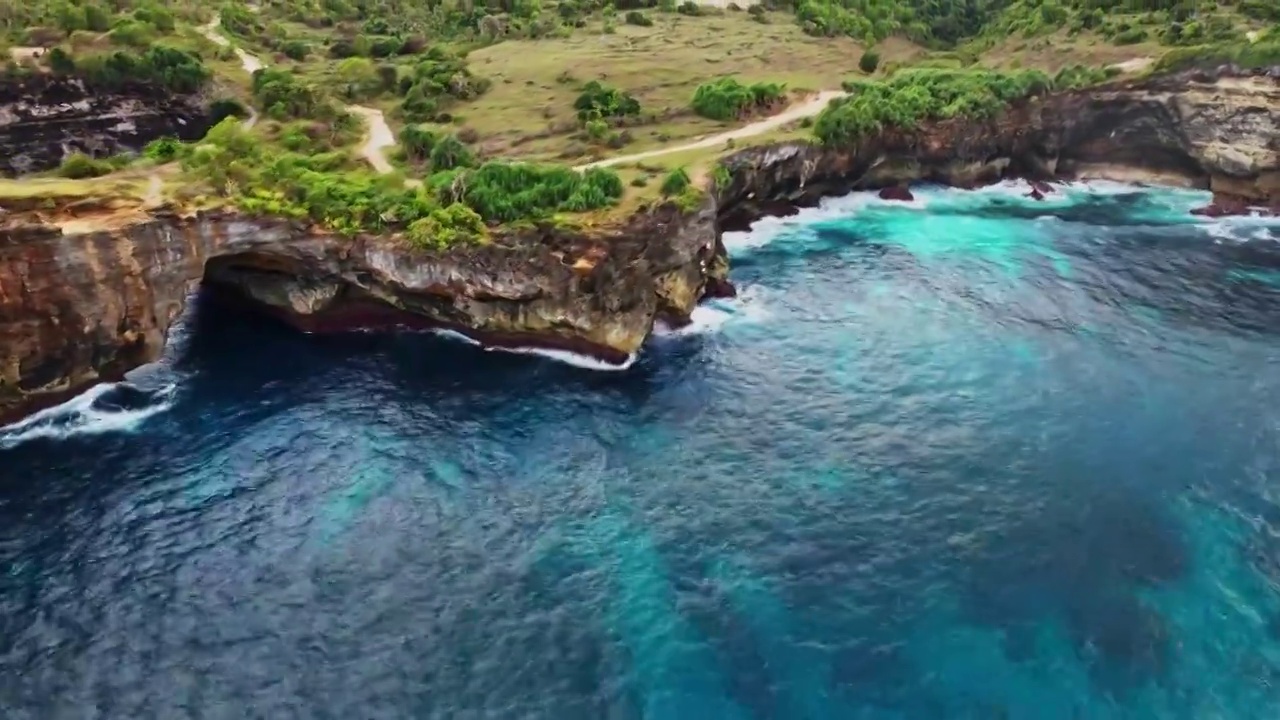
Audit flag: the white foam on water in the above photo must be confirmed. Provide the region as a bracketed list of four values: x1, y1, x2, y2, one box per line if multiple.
[490, 345, 638, 371]
[427, 327, 636, 370]
[429, 328, 483, 346]
[0, 382, 177, 449]
[654, 285, 774, 337]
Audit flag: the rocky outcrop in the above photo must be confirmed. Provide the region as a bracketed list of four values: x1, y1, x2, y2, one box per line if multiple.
[2, 69, 1275, 425]
[0, 201, 725, 424]
[718, 70, 1279, 224]
[0, 76, 211, 175]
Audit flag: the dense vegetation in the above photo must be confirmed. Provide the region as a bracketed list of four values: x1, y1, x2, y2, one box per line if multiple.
[574, 81, 642, 123]
[816, 68, 1052, 145]
[173, 118, 623, 244]
[776, 0, 1268, 48]
[1153, 28, 1280, 71]
[56, 44, 209, 91]
[691, 77, 786, 121]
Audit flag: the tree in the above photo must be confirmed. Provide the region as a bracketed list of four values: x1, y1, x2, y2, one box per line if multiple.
[859, 49, 880, 74]
[429, 135, 475, 170]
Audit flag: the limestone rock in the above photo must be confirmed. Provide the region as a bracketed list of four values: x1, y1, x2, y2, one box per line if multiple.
[0, 76, 210, 175]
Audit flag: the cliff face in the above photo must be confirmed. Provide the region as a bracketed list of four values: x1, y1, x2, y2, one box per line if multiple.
[2, 71, 1275, 425]
[0, 202, 724, 424]
[0, 77, 211, 175]
[718, 71, 1279, 224]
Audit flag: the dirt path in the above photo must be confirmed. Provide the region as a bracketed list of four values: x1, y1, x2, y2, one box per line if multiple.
[197, 16, 396, 174]
[1108, 56, 1154, 74]
[346, 106, 396, 175]
[575, 90, 847, 170]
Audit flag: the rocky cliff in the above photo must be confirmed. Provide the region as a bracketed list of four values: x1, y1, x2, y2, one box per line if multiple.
[0, 201, 725, 424]
[2, 70, 1276, 425]
[717, 69, 1279, 225]
[0, 76, 211, 175]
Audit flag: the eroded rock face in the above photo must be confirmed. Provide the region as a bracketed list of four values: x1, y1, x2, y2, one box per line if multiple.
[0, 202, 724, 423]
[0, 77, 211, 175]
[718, 71, 1279, 222]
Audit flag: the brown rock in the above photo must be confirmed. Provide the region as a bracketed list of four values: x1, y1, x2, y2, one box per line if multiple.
[878, 186, 915, 202]
[0, 199, 723, 424]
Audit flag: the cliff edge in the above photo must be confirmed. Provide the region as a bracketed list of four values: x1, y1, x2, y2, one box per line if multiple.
[718, 69, 1278, 224]
[2, 71, 1276, 425]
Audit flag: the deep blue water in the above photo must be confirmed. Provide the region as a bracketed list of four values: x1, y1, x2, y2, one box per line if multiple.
[3, 182, 1280, 719]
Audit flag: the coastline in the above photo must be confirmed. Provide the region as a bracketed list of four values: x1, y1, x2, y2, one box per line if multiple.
[2, 69, 1278, 426]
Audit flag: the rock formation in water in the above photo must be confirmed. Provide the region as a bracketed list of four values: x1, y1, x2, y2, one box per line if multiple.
[0, 200, 725, 423]
[1, 70, 1276, 424]
[0, 76, 211, 175]
[718, 69, 1279, 225]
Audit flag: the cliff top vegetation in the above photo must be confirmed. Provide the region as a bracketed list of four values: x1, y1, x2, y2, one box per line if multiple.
[0, 0, 1271, 243]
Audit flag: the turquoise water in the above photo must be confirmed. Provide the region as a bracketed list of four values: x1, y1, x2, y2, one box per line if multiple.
[2, 181, 1279, 718]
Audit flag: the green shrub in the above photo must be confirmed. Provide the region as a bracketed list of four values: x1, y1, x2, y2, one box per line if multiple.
[406, 203, 488, 249]
[624, 11, 654, 26]
[1153, 38, 1280, 72]
[429, 135, 475, 170]
[74, 45, 210, 93]
[457, 162, 623, 222]
[143, 136, 183, 162]
[400, 124, 439, 160]
[819, 68, 1051, 146]
[1113, 27, 1149, 45]
[677, 1, 702, 17]
[574, 80, 642, 123]
[108, 19, 155, 47]
[691, 77, 786, 121]
[281, 40, 310, 60]
[660, 167, 691, 196]
[58, 152, 112, 179]
[47, 47, 76, 74]
[252, 68, 329, 119]
[859, 49, 880, 74]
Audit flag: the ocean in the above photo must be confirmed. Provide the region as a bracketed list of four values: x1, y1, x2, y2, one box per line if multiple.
[3, 181, 1280, 719]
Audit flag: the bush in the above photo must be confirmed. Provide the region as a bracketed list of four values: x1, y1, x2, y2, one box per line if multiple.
[859, 49, 880, 74]
[818, 68, 1051, 146]
[281, 40, 310, 61]
[691, 77, 786, 121]
[624, 11, 654, 26]
[143, 136, 183, 162]
[400, 124, 439, 160]
[58, 152, 112, 179]
[1153, 38, 1280, 73]
[74, 45, 210, 94]
[108, 20, 155, 47]
[660, 167, 691, 196]
[406, 203, 488, 249]
[429, 135, 475, 170]
[574, 80, 642, 123]
[252, 69, 328, 119]
[456, 162, 624, 222]
[747, 4, 765, 15]
[47, 47, 76, 74]
[677, 2, 702, 17]
[1114, 27, 1149, 45]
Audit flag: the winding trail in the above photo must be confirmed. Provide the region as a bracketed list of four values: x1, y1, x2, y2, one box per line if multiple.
[345, 106, 397, 175]
[575, 91, 847, 170]
[197, 16, 394, 173]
